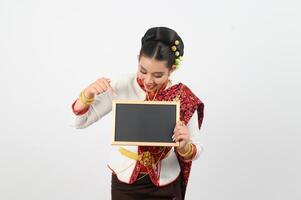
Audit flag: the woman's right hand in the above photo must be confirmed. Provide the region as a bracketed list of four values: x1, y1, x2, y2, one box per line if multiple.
[83, 77, 117, 98]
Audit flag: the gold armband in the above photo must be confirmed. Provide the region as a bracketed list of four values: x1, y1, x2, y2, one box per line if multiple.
[79, 90, 94, 105]
[177, 143, 193, 159]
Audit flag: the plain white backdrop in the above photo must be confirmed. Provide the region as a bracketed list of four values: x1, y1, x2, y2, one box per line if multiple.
[1, 0, 300, 199]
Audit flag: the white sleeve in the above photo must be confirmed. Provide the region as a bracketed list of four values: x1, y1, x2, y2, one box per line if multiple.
[69, 92, 113, 129]
[68, 80, 119, 129]
[187, 110, 204, 160]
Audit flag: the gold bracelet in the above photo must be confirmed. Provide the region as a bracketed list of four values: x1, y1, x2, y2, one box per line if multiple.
[80, 90, 94, 102]
[184, 144, 194, 159]
[79, 90, 94, 105]
[79, 96, 94, 105]
[82, 90, 94, 100]
[177, 143, 192, 158]
[80, 92, 94, 104]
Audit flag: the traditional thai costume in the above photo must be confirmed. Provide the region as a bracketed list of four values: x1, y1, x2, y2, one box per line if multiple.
[70, 73, 205, 199]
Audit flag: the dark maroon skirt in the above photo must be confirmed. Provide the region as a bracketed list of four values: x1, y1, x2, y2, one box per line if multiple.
[111, 173, 183, 200]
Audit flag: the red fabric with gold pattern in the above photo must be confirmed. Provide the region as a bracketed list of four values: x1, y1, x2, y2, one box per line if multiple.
[71, 99, 90, 115]
[132, 77, 205, 197]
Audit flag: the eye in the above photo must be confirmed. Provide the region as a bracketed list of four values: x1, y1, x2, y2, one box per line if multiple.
[140, 70, 147, 74]
[153, 73, 164, 78]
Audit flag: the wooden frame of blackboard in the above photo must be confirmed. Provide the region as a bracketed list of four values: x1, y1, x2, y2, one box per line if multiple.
[112, 100, 180, 147]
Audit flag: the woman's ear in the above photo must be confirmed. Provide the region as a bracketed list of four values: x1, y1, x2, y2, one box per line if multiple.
[169, 65, 177, 75]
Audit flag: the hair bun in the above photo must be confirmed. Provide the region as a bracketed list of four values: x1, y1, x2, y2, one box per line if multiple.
[142, 27, 180, 45]
[141, 28, 156, 44]
[140, 27, 184, 69]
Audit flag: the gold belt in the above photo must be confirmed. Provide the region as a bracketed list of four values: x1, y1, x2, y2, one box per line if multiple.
[118, 147, 155, 168]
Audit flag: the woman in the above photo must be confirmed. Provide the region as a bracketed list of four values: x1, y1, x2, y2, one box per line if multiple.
[70, 27, 205, 200]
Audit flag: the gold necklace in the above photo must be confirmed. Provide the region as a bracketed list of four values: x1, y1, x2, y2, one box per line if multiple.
[146, 80, 170, 101]
[146, 88, 160, 101]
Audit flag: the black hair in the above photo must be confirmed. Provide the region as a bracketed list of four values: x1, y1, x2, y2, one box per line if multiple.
[139, 27, 184, 70]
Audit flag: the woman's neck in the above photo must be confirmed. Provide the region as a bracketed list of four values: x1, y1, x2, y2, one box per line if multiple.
[148, 80, 169, 96]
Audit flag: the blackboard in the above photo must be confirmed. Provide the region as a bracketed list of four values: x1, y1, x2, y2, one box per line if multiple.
[112, 100, 180, 147]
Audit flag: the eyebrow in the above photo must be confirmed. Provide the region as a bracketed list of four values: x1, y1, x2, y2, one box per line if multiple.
[140, 65, 165, 75]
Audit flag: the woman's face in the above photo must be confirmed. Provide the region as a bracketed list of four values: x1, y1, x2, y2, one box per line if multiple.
[137, 55, 175, 93]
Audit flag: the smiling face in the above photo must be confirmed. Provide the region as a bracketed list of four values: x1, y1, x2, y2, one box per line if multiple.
[137, 55, 176, 94]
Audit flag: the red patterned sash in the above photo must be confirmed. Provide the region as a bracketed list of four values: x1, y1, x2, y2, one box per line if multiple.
[129, 77, 204, 197]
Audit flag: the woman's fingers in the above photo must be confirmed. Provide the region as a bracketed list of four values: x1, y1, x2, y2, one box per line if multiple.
[95, 78, 117, 96]
[91, 87, 101, 95]
[173, 134, 189, 142]
[95, 80, 107, 92]
[172, 130, 188, 141]
[177, 121, 185, 126]
[84, 77, 116, 98]
[174, 122, 183, 131]
[172, 133, 176, 141]
[174, 125, 186, 135]
[173, 120, 190, 142]
[174, 121, 185, 131]
[102, 79, 117, 96]
[92, 86, 101, 94]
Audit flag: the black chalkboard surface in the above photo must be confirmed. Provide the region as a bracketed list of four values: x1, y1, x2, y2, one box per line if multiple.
[112, 100, 180, 147]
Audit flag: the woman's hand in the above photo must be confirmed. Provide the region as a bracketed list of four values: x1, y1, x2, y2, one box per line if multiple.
[84, 77, 117, 98]
[172, 121, 191, 153]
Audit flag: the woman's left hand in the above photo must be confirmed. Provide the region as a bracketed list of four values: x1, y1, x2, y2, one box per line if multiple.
[172, 121, 190, 153]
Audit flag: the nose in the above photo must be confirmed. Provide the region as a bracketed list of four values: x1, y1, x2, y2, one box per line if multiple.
[144, 75, 154, 85]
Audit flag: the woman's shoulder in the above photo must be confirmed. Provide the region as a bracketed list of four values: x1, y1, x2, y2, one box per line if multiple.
[176, 82, 204, 105]
[171, 81, 194, 94]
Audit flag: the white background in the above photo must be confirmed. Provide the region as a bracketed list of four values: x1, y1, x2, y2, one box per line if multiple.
[1, 0, 300, 199]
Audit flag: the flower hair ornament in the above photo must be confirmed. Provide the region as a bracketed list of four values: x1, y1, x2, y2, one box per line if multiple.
[171, 40, 183, 69]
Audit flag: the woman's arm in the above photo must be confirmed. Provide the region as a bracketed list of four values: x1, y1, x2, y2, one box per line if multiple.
[72, 89, 93, 113]
[69, 91, 114, 129]
[69, 78, 118, 129]
[173, 109, 204, 161]
[186, 110, 204, 161]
